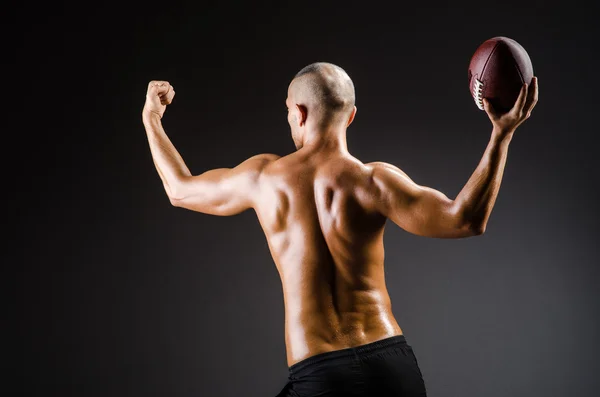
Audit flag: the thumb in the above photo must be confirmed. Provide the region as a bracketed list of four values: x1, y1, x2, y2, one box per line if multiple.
[483, 98, 496, 118]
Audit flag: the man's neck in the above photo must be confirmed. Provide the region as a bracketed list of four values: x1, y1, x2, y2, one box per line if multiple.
[300, 127, 348, 153]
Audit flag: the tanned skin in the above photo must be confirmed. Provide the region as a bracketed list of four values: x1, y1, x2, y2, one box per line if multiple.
[142, 65, 538, 367]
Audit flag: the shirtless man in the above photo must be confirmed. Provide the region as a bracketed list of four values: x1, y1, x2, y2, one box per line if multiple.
[142, 62, 538, 397]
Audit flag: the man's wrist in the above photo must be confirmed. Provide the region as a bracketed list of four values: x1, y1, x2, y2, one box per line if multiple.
[142, 107, 162, 124]
[491, 127, 514, 145]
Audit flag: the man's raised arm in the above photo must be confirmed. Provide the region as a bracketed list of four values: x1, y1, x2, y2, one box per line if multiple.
[142, 80, 279, 216]
[368, 77, 539, 238]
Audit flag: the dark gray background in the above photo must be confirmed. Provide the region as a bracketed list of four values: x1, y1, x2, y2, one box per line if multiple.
[14, 1, 599, 396]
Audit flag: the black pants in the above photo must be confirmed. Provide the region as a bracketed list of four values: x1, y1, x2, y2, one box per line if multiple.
[276, 335, 427, 397]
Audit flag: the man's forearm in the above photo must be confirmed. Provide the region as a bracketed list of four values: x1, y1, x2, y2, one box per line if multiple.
[454, 128, 514, 233]
[142, 111, 192, 198]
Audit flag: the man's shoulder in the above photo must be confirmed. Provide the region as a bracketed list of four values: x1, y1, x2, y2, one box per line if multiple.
[365, 161, 396, 171]
[365, 161, 412, 181]
[247, 153, 282, 163]
[242, 153, 282, 171]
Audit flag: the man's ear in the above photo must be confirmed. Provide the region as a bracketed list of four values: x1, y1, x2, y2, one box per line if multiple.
[347, 106, 357, 127]
[295, 104, 307, 126]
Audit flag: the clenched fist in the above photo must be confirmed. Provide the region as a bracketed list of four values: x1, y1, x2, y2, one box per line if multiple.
[143, 80, 175, 119]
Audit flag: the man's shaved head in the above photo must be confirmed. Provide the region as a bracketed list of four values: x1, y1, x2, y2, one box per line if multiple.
[289, 62, 356, 127]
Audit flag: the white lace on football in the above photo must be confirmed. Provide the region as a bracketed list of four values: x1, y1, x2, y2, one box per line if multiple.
[473, 78, 484, 110]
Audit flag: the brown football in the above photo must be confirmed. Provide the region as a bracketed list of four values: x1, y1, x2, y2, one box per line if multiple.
[468, 36, 534, 113]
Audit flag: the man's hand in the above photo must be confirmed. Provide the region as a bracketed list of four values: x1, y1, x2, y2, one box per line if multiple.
[143, 80, 176, 119]
[483, 76, 539, 136]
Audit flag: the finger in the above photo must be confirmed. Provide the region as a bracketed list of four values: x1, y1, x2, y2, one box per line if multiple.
[523, 77, 539, 118]
[165, 86, 175, 103]
[482, 98, 497, 118]
[148, 85, 170, 97]
[149, 80, 170, 87]
[530, 77, 539, 107]
[159, 85, 175, 105]
[509, 83, 528, 117]
[147, 81, 171, 96]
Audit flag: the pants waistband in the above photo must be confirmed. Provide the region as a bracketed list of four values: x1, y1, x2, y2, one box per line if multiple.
[289, 334, 407, 375]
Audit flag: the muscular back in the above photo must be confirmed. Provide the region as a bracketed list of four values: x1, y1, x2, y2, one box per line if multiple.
[254, 150, 403, 366]
[164, 140, 480, 366]
[144, 72, 538, 367]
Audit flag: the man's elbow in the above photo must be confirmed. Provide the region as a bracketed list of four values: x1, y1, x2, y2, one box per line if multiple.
[467, 221, 486, 236]
[169, 195, 183, 207]
[453, 217, 486, 237]
[451, 209, 486, 237]
[166, 183, 188, 207]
